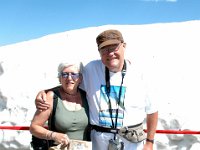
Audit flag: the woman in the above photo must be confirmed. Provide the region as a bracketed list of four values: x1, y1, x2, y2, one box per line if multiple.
[30, 62, 89, 149]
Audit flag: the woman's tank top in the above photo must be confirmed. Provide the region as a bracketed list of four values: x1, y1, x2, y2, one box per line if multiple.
[53, 88, 89, 140]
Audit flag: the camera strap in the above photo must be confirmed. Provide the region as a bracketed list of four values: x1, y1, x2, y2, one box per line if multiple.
[105, 60, 126, 139]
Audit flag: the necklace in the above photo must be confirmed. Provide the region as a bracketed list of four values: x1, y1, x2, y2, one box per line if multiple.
[61, 87, 78, 96]
[59, 87, 81, 104]
[59, 87, 82, 111]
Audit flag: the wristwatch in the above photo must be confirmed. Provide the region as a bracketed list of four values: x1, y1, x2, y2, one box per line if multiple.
[146, 138, 154, 144]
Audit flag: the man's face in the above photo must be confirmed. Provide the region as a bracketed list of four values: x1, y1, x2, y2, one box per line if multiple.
[99, 43, 125, 72]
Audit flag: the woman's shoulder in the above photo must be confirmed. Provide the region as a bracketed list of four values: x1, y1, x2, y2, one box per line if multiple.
[79, 88, 86, 95]
[79, 88, 88, 105]
[46, 90, 55, 104]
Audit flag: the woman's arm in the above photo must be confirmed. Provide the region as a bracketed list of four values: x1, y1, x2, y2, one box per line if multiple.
[30, 91, 54, 139]
[31, 90, 70, 146]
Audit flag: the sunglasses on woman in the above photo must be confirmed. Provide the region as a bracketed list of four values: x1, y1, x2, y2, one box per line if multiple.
[60, 72, 80, 80]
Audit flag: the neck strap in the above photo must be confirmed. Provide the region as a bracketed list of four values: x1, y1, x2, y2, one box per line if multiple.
[105, 60, 126, 130]
[105, 60, 126, 94]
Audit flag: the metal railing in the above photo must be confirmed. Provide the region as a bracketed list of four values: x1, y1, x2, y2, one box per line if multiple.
[1, 126, 200, 134]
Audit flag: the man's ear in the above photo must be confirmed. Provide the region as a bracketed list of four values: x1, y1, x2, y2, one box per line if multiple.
[123, 43, 126, 48]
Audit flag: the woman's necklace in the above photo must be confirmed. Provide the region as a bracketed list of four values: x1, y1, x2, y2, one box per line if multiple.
[59, 87, 82, 111]
[61, 86, 78, 96]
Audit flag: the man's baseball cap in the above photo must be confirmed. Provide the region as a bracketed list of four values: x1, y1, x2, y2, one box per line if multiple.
[96, 29, 124, 49]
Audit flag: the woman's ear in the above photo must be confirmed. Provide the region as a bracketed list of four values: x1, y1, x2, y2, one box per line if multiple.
[79, 74, 83, 83]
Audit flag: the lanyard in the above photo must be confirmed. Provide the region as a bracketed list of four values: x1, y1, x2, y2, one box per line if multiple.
[105, 60, 126, 136]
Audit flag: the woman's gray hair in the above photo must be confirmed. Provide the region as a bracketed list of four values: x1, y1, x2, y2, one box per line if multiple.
[57, 61, 83, 78]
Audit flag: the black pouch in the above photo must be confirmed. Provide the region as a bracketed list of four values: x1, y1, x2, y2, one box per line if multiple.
[31, 135, 54, 150]
[108, 139, 124, 150]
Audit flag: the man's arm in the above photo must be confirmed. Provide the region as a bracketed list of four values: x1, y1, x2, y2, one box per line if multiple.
[35, 86, 60, 111]
[146, 111, 158, 140]
[143, 111, 158, 150]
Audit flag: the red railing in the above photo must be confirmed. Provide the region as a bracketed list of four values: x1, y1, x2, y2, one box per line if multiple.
[0, 126, 47, 130]
[144, 129, 200, 134]
[0, 126, 200, 134]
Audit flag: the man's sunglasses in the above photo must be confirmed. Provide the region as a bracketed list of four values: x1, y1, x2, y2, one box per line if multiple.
[60, 72, 80, 80]
[99, 43, 122, 55]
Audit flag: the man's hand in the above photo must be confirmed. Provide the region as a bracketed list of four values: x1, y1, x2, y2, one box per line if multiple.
[143, 142, 153, 150]
[35, 90, 50, 111]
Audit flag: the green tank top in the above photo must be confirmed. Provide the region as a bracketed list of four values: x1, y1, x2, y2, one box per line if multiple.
[53, 88, 89, 140]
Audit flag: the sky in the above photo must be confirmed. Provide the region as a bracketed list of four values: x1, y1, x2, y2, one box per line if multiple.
[0, 0, 200, 47]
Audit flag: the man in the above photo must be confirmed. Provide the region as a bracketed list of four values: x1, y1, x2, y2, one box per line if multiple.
[36, 29, 158, 150]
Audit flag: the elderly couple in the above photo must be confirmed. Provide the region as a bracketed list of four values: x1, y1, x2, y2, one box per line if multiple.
[30, 29, 158, 150]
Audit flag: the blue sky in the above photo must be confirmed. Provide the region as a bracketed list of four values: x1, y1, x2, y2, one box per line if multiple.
[0, 0, 199, 47]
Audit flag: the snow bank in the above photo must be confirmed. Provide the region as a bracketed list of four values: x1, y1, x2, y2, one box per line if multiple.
[0, 21, 200, 149]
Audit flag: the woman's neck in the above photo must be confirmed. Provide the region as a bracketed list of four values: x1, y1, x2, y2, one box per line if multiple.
[59, 87, 82, 106]
[61, 87, 78, 96]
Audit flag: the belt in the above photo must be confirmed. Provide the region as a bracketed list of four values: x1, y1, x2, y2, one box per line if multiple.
[90, 123, 143, 134]
[91, 125, 119, 133]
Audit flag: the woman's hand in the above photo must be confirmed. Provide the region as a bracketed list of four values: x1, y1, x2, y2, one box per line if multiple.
[53, 132, 70, 148]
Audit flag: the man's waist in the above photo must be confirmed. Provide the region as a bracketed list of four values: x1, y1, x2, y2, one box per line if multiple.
[90, 123, 143, 134]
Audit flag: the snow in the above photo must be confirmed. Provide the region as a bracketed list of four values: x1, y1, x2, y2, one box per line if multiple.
[0, 20, 200, 149]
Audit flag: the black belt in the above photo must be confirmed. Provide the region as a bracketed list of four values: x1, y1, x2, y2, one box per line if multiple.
[90, 123, 143, 134]
[91, 125, 119, 133]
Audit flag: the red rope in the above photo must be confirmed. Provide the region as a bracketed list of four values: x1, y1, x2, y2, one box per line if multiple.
[0, 126, 200, 134]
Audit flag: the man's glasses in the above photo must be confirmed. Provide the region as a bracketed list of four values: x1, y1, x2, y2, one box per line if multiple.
[99, 43, 122, 55]
[60, 72, 80, 80]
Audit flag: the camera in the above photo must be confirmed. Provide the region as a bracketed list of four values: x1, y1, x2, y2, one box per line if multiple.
[108, 139, 124, 150]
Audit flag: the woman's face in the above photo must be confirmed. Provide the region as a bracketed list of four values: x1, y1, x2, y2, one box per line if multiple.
[60, 65, 82, 93]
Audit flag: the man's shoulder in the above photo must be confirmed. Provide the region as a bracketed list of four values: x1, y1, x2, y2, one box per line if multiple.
[84, 59, 102, 68]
